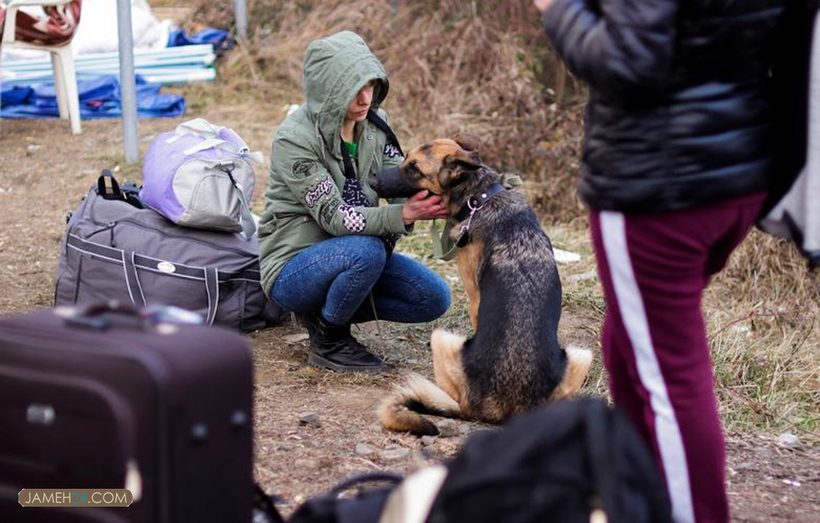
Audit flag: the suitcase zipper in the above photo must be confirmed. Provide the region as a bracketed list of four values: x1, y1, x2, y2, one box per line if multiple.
[86, 195, 255, 258]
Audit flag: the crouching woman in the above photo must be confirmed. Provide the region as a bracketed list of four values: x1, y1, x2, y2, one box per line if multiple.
[258, 31, 450, 372]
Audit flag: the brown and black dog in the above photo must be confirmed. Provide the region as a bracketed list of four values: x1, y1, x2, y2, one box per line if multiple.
[369, 137, 592, 435]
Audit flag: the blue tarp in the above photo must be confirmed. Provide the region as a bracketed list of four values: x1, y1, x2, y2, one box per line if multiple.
[0, 28, 231, 120]
[167, 28, 233, 54]
[0, 74, 185, 119]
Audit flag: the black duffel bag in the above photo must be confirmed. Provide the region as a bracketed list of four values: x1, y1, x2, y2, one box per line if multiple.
[287, 398, 672, 523]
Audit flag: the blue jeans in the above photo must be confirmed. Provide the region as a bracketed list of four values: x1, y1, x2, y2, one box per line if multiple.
[271, 236, 451, 326]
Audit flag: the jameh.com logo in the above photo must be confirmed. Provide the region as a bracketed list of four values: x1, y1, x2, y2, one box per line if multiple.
[19, 489, 133, 507]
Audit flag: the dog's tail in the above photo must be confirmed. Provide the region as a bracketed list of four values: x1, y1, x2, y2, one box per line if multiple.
[380, 373, 462, 436]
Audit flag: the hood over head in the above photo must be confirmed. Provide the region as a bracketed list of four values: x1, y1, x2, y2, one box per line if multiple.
[302, 31, 389, 159]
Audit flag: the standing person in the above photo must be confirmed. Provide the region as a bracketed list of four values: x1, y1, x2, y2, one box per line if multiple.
[258, 31, 451, 372]
[534, 1, 787, 523]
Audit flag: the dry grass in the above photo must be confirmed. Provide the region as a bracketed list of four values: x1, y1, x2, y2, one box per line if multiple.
[182, 0, 819, 440]
[189, 0, 585, 216]
[706, 231, 819, 438]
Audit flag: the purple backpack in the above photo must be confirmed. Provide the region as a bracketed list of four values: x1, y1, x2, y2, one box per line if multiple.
[141, 119, 264, 237]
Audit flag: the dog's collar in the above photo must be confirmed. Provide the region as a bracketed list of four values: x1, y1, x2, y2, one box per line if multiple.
[454, 183, 507, 222]
[430, 177, 522, 261]
[449, 182, 507, 249]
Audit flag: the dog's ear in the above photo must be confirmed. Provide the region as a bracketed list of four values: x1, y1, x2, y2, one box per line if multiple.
[439, 150, 481, 188]
[453, 133, 481, 153]
[453, 133, 483, 163]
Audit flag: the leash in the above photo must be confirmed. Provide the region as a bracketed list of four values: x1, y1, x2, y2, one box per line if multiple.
[368, 292, 382, 339]
[429, 176, 523, 260]
[430, 220, 460, 261]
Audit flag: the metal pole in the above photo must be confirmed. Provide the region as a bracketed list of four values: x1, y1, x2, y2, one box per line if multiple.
[235, 0, 248, 41]
[117, 0, 139, 164]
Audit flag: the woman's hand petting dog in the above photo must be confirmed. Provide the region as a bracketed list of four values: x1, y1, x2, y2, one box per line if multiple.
[402, 190, 448, 225]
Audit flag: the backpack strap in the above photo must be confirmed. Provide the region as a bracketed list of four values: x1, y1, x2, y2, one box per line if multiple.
[218, 161, 257, 240]
[584, 399, 618, 521]
[586, 401, 675, 523]
[171, 118, 265, 164]
[288, 472, 403, 523]
[367, 110, 404, 157]
[378, 465, 448, 523]
[181, 138, 264, 164]
[253, 483, 285, 523]
[328, 472, 404, 495]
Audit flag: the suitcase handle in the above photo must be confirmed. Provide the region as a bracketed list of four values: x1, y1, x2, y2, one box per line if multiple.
[65, 301, 148, 331]
[63, 302, 206, 331]
[98, 169, 123, 200]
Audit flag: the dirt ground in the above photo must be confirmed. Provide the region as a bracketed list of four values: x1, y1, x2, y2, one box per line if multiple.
[1, 113, 818, 522]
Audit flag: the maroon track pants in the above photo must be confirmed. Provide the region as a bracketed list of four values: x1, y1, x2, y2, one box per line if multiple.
[589, 192, 767, 523]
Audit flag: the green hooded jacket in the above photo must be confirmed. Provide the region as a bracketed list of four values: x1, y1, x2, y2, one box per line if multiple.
[258, 31, 408, 296]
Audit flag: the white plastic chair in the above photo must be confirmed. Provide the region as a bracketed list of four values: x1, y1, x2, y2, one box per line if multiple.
[1, 0, 81, 134]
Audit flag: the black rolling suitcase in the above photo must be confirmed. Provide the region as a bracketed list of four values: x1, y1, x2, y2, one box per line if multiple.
[0, 304, 254, 523]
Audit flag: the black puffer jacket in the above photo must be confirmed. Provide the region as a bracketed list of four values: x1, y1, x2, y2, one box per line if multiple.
[542, 0, 787, 213]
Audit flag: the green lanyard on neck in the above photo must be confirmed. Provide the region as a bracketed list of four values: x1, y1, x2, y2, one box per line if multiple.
[343, 140, 358, 158]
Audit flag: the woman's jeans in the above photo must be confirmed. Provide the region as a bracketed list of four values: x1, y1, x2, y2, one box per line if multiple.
[271, 236, 451, 326]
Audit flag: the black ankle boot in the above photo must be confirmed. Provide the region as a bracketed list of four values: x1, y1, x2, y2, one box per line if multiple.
[298, 313, 385, 372]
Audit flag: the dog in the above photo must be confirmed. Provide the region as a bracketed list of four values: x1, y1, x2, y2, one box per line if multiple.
[369, 136, 592, 435]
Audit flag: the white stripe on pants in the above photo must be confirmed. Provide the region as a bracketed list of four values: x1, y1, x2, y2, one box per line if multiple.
[600, 210, 696, 523]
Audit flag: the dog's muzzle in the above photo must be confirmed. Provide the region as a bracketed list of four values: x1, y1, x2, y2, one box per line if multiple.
[369, 167, 418, 199]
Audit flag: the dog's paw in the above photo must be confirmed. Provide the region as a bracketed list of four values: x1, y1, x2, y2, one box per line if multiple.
[552, 346, 593, 400]
[430, 329, 467, 353]
[566, 346, 593, 373]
